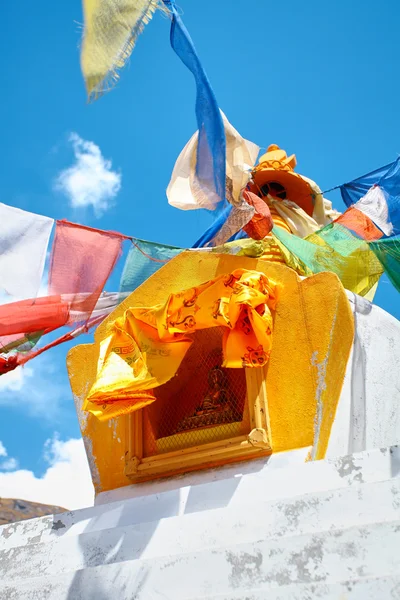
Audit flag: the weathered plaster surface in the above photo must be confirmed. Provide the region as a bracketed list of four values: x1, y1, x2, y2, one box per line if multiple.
[0, 446, 399, 598]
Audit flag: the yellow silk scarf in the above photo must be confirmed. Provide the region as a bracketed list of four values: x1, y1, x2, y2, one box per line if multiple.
[84, 269, 278, 420]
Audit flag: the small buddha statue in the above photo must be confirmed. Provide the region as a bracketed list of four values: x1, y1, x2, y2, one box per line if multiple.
[174, 365, 242, 433]
[195, 367, 230, 415]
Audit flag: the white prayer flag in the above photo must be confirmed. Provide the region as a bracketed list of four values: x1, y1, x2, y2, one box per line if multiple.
[167, 111, 259, 211]
[0, 203, 53, 299]
[355, 185, 393, 236]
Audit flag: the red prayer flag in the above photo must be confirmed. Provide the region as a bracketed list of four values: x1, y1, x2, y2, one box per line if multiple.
[242, 190, 274, 240]
[0, 295, 69, 337]
[0, 220, 124, 372]
[335, 207, 384, 241]
[49, 221, 123, 325]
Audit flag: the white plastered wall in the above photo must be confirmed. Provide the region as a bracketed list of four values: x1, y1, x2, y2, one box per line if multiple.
[326, 291, 400, 458]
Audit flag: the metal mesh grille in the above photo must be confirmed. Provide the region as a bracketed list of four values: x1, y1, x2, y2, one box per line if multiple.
[142, 327, 248, 457]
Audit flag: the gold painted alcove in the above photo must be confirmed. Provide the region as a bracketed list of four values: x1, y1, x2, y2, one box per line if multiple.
[67, 252, 354, 495]
[125, 324, 271, 483]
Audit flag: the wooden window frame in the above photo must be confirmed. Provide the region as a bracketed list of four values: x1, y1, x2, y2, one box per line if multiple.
[124, 367, 272, 482]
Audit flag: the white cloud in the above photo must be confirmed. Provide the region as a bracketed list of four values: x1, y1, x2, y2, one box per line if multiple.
[55, 132, 121, 216]
[0, 356, 70, 421]
[0, 441, 19, 471]
[0, 457, 19, 471]
[0, 436, 94, 510]
[0, 441, 7, 457]
[0, 365, 34, 392]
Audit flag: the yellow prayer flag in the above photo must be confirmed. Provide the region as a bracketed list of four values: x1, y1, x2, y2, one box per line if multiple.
[81, 0, 163, 100]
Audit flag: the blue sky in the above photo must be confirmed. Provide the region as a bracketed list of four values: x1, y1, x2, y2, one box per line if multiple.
[0, 0, 399, 508]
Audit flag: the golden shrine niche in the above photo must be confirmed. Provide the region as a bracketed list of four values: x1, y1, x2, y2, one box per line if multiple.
[67, 252, 354, 494]
[125, 326, 271, 482]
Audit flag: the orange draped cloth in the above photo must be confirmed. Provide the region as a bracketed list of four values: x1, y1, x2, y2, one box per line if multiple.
[84, 269, 279, 421]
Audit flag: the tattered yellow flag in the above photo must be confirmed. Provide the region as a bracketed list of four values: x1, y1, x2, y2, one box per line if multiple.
[81, 0, 164, 100]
